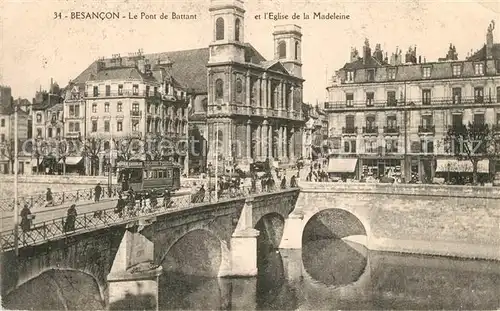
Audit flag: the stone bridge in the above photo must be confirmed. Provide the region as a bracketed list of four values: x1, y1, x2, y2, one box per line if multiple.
[281, 182, 500, 261]
[1, 189, 299, 310]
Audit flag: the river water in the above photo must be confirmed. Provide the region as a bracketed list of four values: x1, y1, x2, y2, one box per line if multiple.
[158, 238, 500, 310]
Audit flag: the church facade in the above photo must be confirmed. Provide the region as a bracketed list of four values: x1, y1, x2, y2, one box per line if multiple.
[206, 0, 306, 171]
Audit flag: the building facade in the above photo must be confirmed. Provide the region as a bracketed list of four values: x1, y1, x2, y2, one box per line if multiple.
[206, 0, 305, 172]
[0, 99, 30, 174]
[325, 21, 500, 183]
[302, 103, 329, 164]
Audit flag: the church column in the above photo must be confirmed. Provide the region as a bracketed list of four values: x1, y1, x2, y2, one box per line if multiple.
[283, 126, 288, 159]
[246, 70, 251, 107]
[267, 79, 272, 110]
[262, 73, 268, 109]
[290, 85, 294, 111]
[268, 123, 273, 159]
[289, 127, 295, 160]
[278, 125, 283, 159]
[98, 154, 104, 176]
[258, 78, 262, 109]
[246, 120, 251, 160]
[278, 82, 283, 110]
[256, 124, 261, 160]
[225, 70, 231, 104]
[262, 120, 268, 159]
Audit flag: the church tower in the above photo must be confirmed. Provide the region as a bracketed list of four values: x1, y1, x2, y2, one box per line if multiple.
[208, 0, 246, 64]
[273, 25, 303, 78]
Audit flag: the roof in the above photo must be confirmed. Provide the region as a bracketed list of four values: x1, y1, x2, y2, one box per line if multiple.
[467, 44, 500, 61]
[89, 67, 156, 83]
[342, 56, 387, 70]
[71, 43, 268, 94]
[0, 104, 29, 116]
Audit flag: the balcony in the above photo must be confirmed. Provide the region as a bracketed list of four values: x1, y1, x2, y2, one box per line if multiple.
[130, 110, 142, 118]
[383, 126, 400, 134]
[362, 126, 378, 135]
[84, 90, 163, 99]
[342, 127, 358, 134]
[65, 132, 81, 139]
[418, 125, 435, 134]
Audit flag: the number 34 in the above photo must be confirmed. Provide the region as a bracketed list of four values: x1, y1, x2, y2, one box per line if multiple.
[54, 12, 62, 19]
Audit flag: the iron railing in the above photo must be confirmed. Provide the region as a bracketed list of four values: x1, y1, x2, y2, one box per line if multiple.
[0, 184, 297, 251]
[0, 186, 119, 212]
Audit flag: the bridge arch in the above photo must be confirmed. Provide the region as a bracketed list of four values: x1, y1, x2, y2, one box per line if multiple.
[3, 268, 105, 310]
[255, 212, 286, 250]
[158, 228, 230, 277]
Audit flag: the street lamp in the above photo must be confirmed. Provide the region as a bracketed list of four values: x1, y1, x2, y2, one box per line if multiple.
[207, 162, 212, 202]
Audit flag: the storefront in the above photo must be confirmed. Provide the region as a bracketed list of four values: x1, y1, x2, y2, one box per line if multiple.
[435, 159, 490, 184]
[326, 157, 358, 181]
[360, 158, 402, 180]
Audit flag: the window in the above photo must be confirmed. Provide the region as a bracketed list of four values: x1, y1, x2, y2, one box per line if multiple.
[346, 71, 354, 82]
[93, 86, 99, 97]
[452, 64, 461, 77]
[147, 103, 151, 113]
[278, 41, 286, 58]
[36, 128, 42, 137]
[345, 115, 355, 129]
[68, 122, 80, 132]
[387, 91, 396, 106]
[145, 86, 150, 97]
[452, 87, 462, 104]
[295, 41, 299, 60]
[235, 18, 241, 41]
[388, 68, 396, 80]
[104, 102, 110, 112]
[367, 69, 375, 81]
[104, 120, 110, 132]
[216, 17, 224, 40]
[69, 105, 80, 117]
[422, 67, 431, 78]
[118, 84, 123, 95]
[422, 89, 431, 105]
[117, 102, 122, 112]
[36, 113, 42, 123]
[474, 87, 484, 103]
[132, 103, 139, 111]
[497, 113, 500, 125]
[421, 115, 433, 127]
[0, 134, 4, 142]
[56, 128, 61, 136]
[215, 79, 223, 99]
[235, 78, 242, 93]
[346, 93, 354, 106]
[387, 115, 397, 128]
[48, 128, 53, 138]
[344, 140, 356, 153]
[366, 92, 374, 106]
[132, 84, 139, 95]
[105, 85, 111, 96]
[366, 115, 376, 129]
[385, 139, 398, 153]
[497, 86, 500, 103]
[474, 63, 484, 75]
[421, 140, 434, 153]
[474, 113, 485, 125]
[132, 120, 140, 132]
[92, 120, 98, 132]
[452, 114, 463, 127]
[117, 121, 123, 132]
[92, 103, 97, 113]
[365, 140, 377, 153]
[0, 119, 4, 127]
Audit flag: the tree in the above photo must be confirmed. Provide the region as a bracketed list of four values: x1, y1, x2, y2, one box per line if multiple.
[446, 122, 494, 184]
[82, 136, 103, 176]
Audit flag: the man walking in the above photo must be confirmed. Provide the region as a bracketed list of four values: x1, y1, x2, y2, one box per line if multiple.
[94, 182, 102, 202]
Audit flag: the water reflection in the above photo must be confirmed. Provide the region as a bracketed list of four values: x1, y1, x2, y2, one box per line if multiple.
[158, 237, 500, 310]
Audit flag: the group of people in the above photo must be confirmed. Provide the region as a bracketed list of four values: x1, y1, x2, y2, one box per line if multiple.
[113, 188, 174, 217]
[20, 202, 77, 235]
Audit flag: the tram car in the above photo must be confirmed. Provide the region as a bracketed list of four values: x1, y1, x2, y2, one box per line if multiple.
[116, 160, 181, 195]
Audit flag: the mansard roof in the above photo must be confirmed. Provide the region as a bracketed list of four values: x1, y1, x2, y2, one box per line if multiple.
[467, 43, 500, 61]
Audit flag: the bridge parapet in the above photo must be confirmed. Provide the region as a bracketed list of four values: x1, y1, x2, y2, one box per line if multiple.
[299, 182, 500, 198]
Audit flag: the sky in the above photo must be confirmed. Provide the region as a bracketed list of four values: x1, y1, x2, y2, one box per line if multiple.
[1, 0, 499, 105]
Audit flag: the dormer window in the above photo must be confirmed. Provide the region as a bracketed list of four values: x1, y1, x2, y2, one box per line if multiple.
[452, 64, 462, 77]
[387, 68, 396, 80]
[474, 63, 484, 75]
[367, 69, 375, 82]
[422, 67, 431, 79]
[346, 71, 354, 83]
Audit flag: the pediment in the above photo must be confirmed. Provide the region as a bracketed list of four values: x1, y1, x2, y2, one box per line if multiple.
[267, 62, 290, 75]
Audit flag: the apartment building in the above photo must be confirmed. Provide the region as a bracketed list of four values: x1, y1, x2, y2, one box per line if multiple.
[325, 21, 500, 183]
[0, 99, 30, 174]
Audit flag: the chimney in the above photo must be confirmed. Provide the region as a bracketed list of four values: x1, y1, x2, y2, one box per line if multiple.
[350, 47, 359, 62]
[137, 57, 146, 73]
[373, 43, 383, 62]
[486, 20, 495, 59]
[363, 39, 371, 65]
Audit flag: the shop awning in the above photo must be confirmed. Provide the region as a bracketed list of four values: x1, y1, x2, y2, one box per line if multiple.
[435, 159, 489, 173]
[327, 158, 358, 173]
[58, 156, 83, 165]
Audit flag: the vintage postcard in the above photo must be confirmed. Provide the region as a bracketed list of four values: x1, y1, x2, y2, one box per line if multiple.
[1, 0, 499, 310]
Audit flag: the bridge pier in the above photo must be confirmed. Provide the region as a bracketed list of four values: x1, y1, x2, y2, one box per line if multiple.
[107, 222, 162, 310]
[227, 229, 260, 276]
[279, 211, 304, 249]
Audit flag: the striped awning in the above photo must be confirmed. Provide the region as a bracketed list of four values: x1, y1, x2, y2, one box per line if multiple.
[327, 158, 358, 173]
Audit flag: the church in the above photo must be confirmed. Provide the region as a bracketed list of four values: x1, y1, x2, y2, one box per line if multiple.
[69, 0, 306, 174]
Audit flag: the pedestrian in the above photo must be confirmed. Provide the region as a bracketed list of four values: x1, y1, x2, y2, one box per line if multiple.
[281, 176, 287, 189]
[45, 188, 53, 207]
[198, 184, 206, 203]
[94, 182, 102, 202]
[164, 189, 172, 208]
[20, 203, 32, 232]
[290, 175, 297, 188]
[64, 204, 77, 232]
[114, 193, 125, 217]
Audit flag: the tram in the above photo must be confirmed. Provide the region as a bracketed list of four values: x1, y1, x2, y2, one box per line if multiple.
[116, 159, 181, 195]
